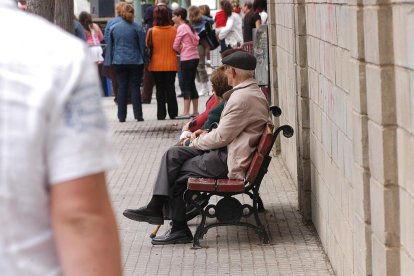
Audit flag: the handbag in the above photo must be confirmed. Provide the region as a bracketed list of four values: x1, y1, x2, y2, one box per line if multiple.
[144, 28, 153, 65]
[199, 22, 219, 50]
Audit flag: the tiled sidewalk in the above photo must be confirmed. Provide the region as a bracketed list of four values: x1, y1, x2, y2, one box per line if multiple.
[103, 96, 334, 276]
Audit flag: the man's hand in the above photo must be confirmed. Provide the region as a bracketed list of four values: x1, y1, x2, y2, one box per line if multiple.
[191, 129, 208, 141]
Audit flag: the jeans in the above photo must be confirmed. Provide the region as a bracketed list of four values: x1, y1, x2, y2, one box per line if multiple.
[180, 59, 199, 100]
[114, 64, 144, 121]
[196, 44, 208, 83]
[152, 71, 178, 120]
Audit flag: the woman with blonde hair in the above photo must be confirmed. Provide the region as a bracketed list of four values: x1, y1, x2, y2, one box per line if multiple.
[106, 4, 146, 122]
[188, 5, 214, 96]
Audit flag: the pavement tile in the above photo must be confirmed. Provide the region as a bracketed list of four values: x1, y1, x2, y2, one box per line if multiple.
[102, 95, 334, 275]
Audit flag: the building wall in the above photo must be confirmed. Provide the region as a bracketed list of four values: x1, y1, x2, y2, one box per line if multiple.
[393, 2, 414, 275]
[268, 0, 414, 275]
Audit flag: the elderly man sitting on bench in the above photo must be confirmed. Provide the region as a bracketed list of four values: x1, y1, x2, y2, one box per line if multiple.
[123, 51, 269, 245]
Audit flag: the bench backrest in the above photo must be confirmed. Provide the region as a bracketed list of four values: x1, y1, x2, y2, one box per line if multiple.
[245, 123, 274, 184]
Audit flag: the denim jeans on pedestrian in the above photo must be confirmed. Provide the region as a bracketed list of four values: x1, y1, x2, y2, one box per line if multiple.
[114, 64, 144, 121]
[196, 44, 208, 83]
[180, 59, 199, 100]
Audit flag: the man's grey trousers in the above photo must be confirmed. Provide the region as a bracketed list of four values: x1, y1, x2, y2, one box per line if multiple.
[152, 146, 228, 221]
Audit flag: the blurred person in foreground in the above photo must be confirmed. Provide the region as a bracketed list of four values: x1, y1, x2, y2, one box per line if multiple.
[0, 1, 122, 275]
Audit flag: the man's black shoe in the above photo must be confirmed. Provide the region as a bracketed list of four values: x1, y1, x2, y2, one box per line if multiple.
[151, 227, 193, 245]
[123, 207, 164, 225]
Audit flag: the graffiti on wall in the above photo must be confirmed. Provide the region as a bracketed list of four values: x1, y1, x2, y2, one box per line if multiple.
[253, 25, 269, 86]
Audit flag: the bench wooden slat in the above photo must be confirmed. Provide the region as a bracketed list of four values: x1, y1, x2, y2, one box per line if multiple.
[245, 123, 274, 183]
[187, 123, 274, 193]
[216, 179, 244, 192]
[187, 177, 245, 193]
[187, 177, 216, 191]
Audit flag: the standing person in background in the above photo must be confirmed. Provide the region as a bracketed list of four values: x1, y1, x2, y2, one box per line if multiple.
[104, 1, 127, 104]
[199, 4, 211, 18]
[74, 16, 86, 41]
[0, 1, 121, 275]
[199, 4, 213, 63]
[173, 7, 200, 119]
[242, 1, 261, 42]
[142, 0, 173, 104]
[143, 0, 172, 29]
[241, 1, 252, 18]
[214, 0, 229, 53]
[106, 4, 146, 122]
[188, 5, 214, 96]
[253, 0, 268, 25]
[217, 0, 243, 51]
[79, 11, 104, 64]
[231, 0, 241, 14]
[148, 5, 179, 120]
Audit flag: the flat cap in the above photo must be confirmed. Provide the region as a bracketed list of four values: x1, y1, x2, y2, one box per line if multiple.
[222, 51, 256, 70]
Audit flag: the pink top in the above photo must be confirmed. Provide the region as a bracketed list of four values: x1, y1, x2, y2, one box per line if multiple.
[173, 23, 199, 61]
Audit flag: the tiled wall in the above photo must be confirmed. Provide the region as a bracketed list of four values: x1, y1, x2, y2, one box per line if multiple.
[268, 0, 414, 275]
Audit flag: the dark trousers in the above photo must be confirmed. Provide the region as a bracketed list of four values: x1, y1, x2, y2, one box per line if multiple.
[152, 71, 178, 120]
[181, 59, 199, 100]
[114, 64, 144, 121]
[141, 65, 154, 103]
[220, 39, 229, 53]
[177, 56, 184, 94]
[152, 146, 228, 221]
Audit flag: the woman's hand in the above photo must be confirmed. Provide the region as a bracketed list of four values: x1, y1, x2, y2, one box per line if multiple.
[191, 129, 208, 141]
[182, 122, 190, 131]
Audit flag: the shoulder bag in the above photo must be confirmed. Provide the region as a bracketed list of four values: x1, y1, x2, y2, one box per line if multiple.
[144, 28, 153, 65]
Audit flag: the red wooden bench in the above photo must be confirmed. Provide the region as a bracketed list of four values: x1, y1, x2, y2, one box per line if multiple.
[184, 110, 294, 248]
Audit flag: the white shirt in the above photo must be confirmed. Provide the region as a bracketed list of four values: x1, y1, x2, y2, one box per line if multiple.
[217, 12, 243, 47]
[0, 1, 117, 275]
[259, 11, 268, 25]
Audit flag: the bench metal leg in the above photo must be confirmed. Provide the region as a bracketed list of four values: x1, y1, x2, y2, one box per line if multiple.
[184, 190, 210, 249]
[184, 190, 270, 248]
